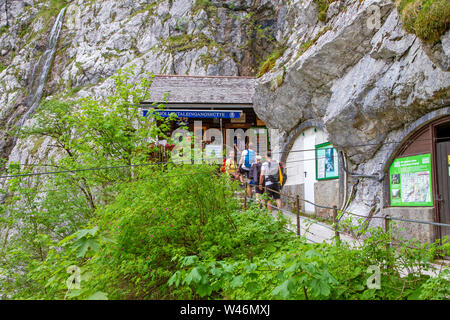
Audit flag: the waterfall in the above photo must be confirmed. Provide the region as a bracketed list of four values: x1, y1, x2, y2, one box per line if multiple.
[17, 7, 66, 128]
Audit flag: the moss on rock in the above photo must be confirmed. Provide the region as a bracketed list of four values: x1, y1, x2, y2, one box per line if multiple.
[257, 45, 287, 77]
[396, 0, 450, 43]
[313, 0, 337, 22]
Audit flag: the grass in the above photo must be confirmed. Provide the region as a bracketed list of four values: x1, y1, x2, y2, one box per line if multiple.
[37, 0, 69, 21]
[395, 0, 450, 43]
[0, 62, 7, 73]
[0, 25, 9, 37]
[160, 32, 218, 53]
[257, 46, 287, 77]
[313, 0, 337, 22]
[294, 26, 332, 61]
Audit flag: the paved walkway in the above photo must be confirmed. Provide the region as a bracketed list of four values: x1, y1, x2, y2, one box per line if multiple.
[262, 202, 449, 279]
[276, 208, 361, 247]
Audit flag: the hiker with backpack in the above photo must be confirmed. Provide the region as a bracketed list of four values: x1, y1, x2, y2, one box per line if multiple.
[259, 151, 284, 211]
[249, 154, 263, 201]
[239, 142, 256, 197]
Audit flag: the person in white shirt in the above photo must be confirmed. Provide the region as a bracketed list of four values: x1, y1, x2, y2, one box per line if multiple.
[239, 143, 256, 196]
[259, 151, 281, 210]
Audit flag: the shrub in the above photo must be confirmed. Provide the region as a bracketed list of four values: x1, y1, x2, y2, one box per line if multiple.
[257, 46, 287, 77]
[396, 0, 450, 43]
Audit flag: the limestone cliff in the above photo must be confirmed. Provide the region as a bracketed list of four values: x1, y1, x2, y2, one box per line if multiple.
[0, 0, 279, 165]
[0, 0, 449, 222]
[252, 0, 449, 220]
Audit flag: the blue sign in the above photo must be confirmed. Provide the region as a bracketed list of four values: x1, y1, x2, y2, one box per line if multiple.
[142, 109, 241, 119]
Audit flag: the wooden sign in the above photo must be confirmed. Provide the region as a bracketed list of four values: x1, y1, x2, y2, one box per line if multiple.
[230, 112, 246, 123]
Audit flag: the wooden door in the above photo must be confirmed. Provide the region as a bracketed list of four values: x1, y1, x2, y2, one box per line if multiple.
[436, 141, 450, 240]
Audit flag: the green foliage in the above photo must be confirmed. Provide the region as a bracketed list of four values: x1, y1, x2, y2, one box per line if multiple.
[1, 65, 449, 301]
[170, 225, 450, 300]
[0, 25, 9, 37]
[41, 0, 69, 19]
[396, 0, 450, 43]
[0, 66, 177, 299]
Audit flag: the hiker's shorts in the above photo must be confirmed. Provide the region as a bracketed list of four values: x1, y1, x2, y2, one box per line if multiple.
[266, 183, 281, 200]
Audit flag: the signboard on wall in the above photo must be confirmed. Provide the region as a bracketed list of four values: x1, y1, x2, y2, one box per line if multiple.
[142, 109, 242, 119]
[230, 112, 246, 123]
[315, 142, 339, 180]
[389, 153, 433, 207]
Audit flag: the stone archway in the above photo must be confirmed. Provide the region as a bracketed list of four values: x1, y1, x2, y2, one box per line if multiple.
[381, 106, 450, 243]
[279, 121, 341, 217]
[280, 120, 326, 165]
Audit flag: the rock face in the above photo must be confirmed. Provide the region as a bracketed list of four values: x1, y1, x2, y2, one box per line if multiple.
[252, 0, 450, 227]
[0, 0, 279, 164]
[0, 0, 449, 227]
[255, 0, 449, 161]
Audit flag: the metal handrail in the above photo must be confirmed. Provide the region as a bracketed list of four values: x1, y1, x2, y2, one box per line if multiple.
[239, 180, 450, 242]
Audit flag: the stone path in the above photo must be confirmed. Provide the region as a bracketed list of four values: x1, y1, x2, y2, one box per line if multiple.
[276, 208, 361, 247]
[266, 203, 449, 280]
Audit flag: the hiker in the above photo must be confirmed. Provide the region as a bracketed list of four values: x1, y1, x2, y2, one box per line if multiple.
[259, 151, 282, 211]
[239, 142, 256, 196]
[249, 154, 264, 201]
[225, 151, 239, 180]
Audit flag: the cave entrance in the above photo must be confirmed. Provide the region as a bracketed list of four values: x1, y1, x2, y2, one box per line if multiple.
[435, 120, 450, 241]
[385, 114, 450, 243]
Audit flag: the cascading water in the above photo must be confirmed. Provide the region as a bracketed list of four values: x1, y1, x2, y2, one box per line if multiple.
[17, 7, 66, 128]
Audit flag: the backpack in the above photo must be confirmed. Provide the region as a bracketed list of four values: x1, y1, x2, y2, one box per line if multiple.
[244, 149, 255, 169]
[267, 161, 288, 187]
[267, 161, 280, 184]
[251, 162, 262, 184]
[279, 162, 287, 188]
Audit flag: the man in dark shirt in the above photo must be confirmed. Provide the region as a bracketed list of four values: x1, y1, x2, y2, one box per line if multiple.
[249, 155, 263, 200]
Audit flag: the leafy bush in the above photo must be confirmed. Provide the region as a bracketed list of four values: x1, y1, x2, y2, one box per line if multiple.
[170, 227, 450, 300]
[13, 166, 295, 299]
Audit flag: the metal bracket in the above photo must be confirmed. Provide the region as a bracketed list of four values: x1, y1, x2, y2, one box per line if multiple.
[339, 151, 385, 182]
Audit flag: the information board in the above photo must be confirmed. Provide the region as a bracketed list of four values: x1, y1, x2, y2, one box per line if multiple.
[389, 153, 433, 207]
[315, 142, 339, 180]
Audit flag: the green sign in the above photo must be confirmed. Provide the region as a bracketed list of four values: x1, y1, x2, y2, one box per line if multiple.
[315, 142, 339, 180]
[389, 153, 433, 207]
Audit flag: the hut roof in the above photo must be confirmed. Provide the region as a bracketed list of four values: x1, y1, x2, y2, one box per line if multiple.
[145, 75, 256, 105]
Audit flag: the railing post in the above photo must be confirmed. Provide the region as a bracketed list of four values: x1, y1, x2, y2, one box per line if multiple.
[243, 182, 247, 210]
[384, 215, 391, 252]
[296, 195, 300, 237]
[332, 206, 341, 246]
